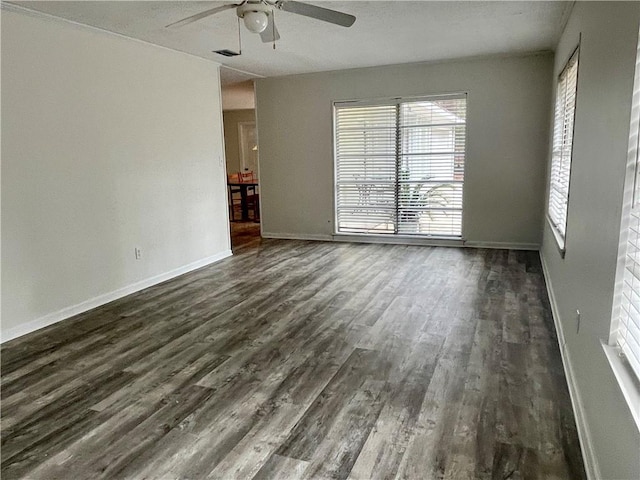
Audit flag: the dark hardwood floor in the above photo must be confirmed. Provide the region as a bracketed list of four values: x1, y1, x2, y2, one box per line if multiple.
[1, 235, 586, 479]
[230, 220, 262, 250]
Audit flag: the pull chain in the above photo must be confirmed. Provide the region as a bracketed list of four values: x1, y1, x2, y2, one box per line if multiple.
[237, 16, 242, 55]
[272, 10, 276, 50]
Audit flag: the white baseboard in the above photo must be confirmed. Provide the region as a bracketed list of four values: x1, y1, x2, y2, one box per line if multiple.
[539, 252, 600, 480]
[1, 250, 233, 344]
[464, 240, 540, 250]
[261, 232, 333, 242]
[262, 232, 540, 251]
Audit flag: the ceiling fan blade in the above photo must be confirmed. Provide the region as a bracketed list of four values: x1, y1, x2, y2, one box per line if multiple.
[260, 14, 281, 43]
[279, 1, 355, 27]
[165, 4, 239, 28]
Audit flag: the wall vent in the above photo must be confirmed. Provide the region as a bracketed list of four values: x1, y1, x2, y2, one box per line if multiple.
[214, 49, 240, 57]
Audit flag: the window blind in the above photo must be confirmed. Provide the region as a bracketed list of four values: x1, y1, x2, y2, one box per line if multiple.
[548, 49, 579, 249]
[335, 95, 466, 237]
[335, 104, 397, 234]
[617, 112, 640, 378]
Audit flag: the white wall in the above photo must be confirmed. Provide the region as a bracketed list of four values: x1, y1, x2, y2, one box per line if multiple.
[540, 3, 640, 479]
[255, 53, 553, 246]
[1, 9, 230, 341]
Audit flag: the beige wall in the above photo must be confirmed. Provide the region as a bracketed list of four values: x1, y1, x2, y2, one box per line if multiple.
[223, 109, 256, 176]
[1, 9, 230, 340]
[256, 53, 553, 246]
[222, 81, 256, 110]
[540, 3, 640, 479]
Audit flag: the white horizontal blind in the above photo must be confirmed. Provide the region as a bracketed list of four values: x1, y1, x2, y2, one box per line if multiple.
[335, 104, 397, 234]
[548, 50, 579, 248]
[398, 98, 466, 235]
[618, 112, 640, 378]
[335, 95, 466, 237]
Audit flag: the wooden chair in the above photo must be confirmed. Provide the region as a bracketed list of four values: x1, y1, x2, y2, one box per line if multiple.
[246, 191, 260, 222]
[239, 171, 260, 222]
[238, 171, 255, 183]
[229, 171, 260, 222]
[227, 173, 242, 221]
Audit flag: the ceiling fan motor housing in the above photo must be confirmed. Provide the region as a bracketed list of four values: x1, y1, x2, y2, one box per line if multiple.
[237, 2, 271, 33]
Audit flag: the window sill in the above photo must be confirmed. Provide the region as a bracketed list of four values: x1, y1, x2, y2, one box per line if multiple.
[332, 232, 464, 247]
[601, 340, 640, 431]
[546, 215, 566, 259]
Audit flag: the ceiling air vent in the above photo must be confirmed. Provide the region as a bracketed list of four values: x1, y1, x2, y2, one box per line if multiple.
[214, 49, 240, 57]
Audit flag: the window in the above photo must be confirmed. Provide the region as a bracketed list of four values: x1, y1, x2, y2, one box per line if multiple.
[334, 95, 466, 237]
[613, 75, 640, 382]
[548, 48, 579, 251]
[607, 31, 640, 428]
[618, 194, 640, 379]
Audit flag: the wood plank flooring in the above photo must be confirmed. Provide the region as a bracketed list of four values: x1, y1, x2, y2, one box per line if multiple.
[230, 221, 262, 250]
[1, 236, 586, 479]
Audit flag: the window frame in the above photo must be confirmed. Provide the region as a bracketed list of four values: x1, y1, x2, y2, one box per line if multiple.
[332, 93, 468, 239]
[547, 46, 580, 257]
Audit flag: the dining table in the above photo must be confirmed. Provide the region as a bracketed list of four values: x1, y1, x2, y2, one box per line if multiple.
[227, 181, 259, 221]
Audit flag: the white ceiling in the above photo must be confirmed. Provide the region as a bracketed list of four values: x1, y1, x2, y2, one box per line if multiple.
[10, 1, 572, 85]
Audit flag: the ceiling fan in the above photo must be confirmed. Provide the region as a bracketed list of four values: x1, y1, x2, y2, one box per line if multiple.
[166, 1, 356, 43]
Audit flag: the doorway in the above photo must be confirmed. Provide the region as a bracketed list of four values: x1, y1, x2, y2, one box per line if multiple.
[238, 121, 259, 178]
[221, 101, 261, 248]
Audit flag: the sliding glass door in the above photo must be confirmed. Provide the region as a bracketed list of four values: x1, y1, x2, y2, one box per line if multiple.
[334, 94, 467, 237]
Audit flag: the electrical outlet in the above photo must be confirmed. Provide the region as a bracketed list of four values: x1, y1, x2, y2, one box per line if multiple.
[135, 247, 142, 260]
[576, 309, 581, 334]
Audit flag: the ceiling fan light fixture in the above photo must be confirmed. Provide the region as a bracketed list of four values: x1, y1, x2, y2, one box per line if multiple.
[242, 10, 269, 33]
[168, 1, 356, 44]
